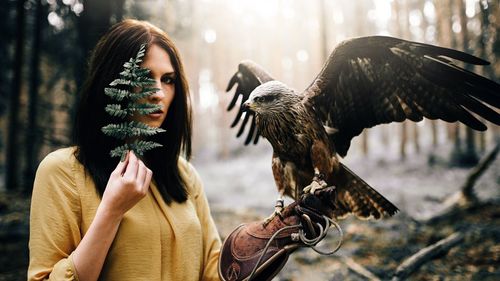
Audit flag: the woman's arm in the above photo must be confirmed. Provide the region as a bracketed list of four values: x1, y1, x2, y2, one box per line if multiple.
[72, 151, 152, 281]
[29, 150, 152, 281]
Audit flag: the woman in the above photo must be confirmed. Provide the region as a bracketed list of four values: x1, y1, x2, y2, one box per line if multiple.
[28, 19, 221, 281]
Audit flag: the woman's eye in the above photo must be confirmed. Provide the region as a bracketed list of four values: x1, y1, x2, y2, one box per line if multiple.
[161, 76, 175, 84]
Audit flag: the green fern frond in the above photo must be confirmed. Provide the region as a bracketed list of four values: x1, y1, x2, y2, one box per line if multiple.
[105, 104, 129, 118]
[104, 88, 130, 101]
[130, 88, 160, 101]
[127, 103, 162, 115]
[129, 140, 163, 155]
[128, 121, 166, 136]
[102, 43, 166, 158]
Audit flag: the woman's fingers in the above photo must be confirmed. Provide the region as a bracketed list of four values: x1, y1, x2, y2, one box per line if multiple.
[122, 151, 139, 180]
[143, 168, 153, 191]
[122, 151, 151, 193]
[113, 150, 130, 176]
[136, 161, 147, 186]
[136, 160, 152, 193]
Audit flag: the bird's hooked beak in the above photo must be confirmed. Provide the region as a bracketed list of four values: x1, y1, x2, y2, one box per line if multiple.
[242, 100, 254, 112]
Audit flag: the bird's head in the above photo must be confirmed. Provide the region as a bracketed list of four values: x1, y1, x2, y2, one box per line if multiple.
[242, 81, 299, 116]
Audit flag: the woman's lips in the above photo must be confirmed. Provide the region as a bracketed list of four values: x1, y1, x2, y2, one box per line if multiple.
[148, 109, 164, 119]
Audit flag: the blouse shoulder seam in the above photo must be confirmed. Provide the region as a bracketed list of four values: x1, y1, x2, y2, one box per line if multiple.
[68, 147, 83, 229]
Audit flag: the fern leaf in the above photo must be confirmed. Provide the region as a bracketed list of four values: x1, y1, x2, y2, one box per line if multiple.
[104, 88, 130, 101]
[127, 103, 162, 115]
[105, 104, 129, 118]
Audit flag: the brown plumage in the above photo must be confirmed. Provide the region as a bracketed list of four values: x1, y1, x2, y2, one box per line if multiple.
[226, 36, 500, 220]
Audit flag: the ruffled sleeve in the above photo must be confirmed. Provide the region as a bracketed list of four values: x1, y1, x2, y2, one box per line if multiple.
[28, 149, 82, 281]
[180, 158, 222, 281]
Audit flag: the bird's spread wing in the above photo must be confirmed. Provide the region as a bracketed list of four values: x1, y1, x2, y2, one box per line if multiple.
[226, 60, 275, 145]
[305, 36, 500, 157]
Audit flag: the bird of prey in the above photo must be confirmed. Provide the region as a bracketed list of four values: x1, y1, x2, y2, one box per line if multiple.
[226, 36, 500, 221]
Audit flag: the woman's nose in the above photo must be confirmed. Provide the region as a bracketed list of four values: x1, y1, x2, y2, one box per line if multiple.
[149, 81, 166, 101]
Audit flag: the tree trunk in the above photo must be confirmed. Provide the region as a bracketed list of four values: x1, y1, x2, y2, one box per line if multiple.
[73, 0, 124, 137]
[447, 0, 464, 165]
[6, 0, 27, 191]
[477, 0, 492, 153]
[392, 0, 410, 161]
[318, 0, 329, 62]
[24, 0, 43, 194]
[431, 121, 438, 147]
[413, 123, 420, 154]
[400, 122, 407, 161]
[450, 123, 462, 165]
[458, 0, 478, 166]
[478, 0, 497, 80]
[435, 0, 452, 144]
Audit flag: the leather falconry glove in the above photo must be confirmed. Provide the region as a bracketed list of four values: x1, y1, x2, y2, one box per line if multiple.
[218, 186, 342, 281]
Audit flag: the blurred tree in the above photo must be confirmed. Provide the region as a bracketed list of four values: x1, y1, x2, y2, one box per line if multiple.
[6, 0, 27, 190]
[74, 0, 125, 133]
[421, 0, 439, 151]
[448, 0, 465, 166]
[491, 0, 500, 79]
[393, 0, 410, 160]
[77, 0, 125, 64]
[452, 0, 479, 166]
[319, 0, 329, 62]
[0, 1, 16, 175]
[477, 0, 493, 152]
[353, 0, 371, 157]
[24, 0, 45, 193]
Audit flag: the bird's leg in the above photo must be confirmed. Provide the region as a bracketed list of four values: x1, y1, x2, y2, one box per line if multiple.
[262, 195, 285, 227]
[303, 168, 328, 194]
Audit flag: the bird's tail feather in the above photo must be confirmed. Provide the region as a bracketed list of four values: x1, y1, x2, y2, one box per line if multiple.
[331, 163, 399, 219]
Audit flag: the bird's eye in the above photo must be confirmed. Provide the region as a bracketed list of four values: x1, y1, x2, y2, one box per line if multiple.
[255, 96, 274, 103]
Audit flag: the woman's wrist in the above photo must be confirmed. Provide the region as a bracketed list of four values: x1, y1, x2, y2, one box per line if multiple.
[96, 202, 125, 224]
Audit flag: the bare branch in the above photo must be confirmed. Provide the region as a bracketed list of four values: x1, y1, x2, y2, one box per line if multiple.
[392, 232, 464, 281]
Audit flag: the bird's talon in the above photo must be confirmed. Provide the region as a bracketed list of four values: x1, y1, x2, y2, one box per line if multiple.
[303, 179, 328, 194]
[262, 209, 282, 227]
[303, 186, 311, 194]
[262, 198, 284, 227]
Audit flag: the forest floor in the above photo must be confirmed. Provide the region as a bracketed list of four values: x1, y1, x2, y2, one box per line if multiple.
[0, 142, 499, 280]
[197, 142, 500, 280]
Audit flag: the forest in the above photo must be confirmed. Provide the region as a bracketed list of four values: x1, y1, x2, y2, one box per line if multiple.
[0, 0, 499, 280]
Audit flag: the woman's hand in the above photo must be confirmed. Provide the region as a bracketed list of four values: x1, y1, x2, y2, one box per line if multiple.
[100, 151, 153, 218]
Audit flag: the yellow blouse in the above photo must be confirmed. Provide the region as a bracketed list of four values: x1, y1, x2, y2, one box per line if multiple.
[28, 147, 221, 281]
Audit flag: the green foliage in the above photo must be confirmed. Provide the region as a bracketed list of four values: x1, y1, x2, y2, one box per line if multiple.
[111, 141, 163, 161]
[102, 121, 165, 140]
[101, 44, 165, 159]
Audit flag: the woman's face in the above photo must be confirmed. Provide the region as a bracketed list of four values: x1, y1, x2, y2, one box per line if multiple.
[132, 44, 176, 128]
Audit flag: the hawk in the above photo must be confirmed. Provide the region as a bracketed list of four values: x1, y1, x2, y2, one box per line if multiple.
[226, 36, 500, 221]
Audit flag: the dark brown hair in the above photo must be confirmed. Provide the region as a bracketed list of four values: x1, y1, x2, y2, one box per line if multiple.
[73, 19, 192, 203]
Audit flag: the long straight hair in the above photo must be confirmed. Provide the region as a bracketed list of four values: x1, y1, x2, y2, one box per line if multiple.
[73, 19, 192, 203]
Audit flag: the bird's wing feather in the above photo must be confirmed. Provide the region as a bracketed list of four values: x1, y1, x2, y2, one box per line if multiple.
[332, 164, 398, 219]
[304, 36, 500, 157]
[226, 60, 275, 145]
